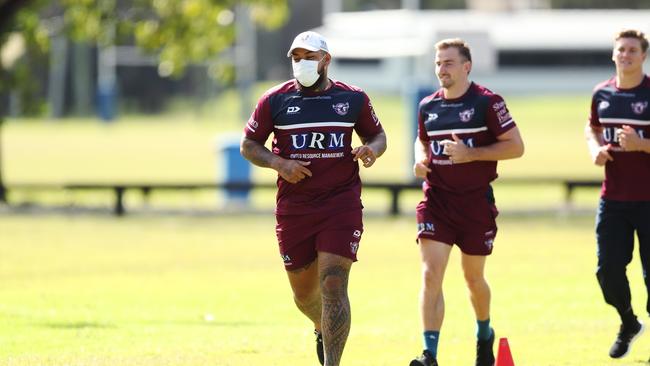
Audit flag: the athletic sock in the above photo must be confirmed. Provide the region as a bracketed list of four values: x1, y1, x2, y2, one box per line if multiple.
[476, 318, 491, 340]
[423, 330, 440, 357]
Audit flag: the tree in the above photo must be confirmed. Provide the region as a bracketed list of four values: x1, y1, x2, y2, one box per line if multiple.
[60, 0, 288, 77]
[0, 0, 36, 203]
[0, 0, 289, 203]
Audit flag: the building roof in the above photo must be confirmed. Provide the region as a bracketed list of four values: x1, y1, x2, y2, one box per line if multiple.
[316, 9, 650, 58]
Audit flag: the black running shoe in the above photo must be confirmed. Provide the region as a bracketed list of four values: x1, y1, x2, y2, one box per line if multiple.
[410, 349, 438, 366]
[475, 328, 495, 366]
[609, 320, 644, 358]
[315, 330, 324, 365]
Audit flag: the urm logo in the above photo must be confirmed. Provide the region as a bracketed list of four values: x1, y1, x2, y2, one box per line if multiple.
[287, 106, 301, 114]
[429, 138, 474, 156]
[291, 132, 345, 150]
[603, 127, 645, 143]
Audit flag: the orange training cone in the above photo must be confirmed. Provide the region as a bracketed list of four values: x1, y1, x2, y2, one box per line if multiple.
[495, 337, 515, 366]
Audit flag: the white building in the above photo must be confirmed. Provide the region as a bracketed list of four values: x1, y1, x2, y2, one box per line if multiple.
[315, 9, 650, 94]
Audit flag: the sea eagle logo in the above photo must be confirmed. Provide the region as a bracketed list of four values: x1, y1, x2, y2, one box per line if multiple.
[332, 102, 350, 116]
[631, 101, 648, 115]
[459, 108, 475, 122]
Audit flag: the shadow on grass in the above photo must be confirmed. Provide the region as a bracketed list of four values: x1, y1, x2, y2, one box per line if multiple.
[38, 319, 260, 329]
[41, 321, 115, 329]
[139, 319, 261, 327]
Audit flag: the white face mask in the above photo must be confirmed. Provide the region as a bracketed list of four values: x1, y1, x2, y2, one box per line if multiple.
[292, 58, 322, 87]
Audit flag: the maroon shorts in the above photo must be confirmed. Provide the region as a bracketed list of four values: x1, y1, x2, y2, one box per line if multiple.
[275, 209, 363, 270]
[415, 188, 498, 256]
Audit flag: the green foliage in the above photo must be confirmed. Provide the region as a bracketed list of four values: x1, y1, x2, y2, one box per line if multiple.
[0, 3, 50, 116]
[58, 0, 289, 77]
[0, 0, 288, 115]
[62, 0, 119, 46]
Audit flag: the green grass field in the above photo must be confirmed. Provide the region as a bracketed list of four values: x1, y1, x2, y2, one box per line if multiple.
[1, 214, 649, 365]
[1, 91, 641, 365]
[3, 91, 599, 183]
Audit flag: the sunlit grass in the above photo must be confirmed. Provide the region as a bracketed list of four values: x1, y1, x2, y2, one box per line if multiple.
[0, 214, 647, 365]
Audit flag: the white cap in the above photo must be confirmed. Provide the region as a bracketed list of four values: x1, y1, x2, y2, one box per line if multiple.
[287, 31, 329, 57]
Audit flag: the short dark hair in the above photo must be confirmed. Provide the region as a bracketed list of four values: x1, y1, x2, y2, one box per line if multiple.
[435, 38, 472, 62]
[615, 29, 649, 53]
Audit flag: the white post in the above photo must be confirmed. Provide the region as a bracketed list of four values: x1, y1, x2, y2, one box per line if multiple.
[323, 0, 343, 15]
[48, 35, 67, 118]
[402, 0, 420, 10]
[72, 42, 93, 115]
[97, 24, 116, 121]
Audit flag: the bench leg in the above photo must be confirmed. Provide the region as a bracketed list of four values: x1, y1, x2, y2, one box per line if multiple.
[390, 188, 400, 216]
[0, 184, 6, 204]
[564, 184, 574, 206]
[115, 187, 125, 216]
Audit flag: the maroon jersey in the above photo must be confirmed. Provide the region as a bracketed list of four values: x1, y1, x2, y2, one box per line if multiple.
[244, 79, 383, 215]
[418, 82, 516, 195]
[589, 76, 650, 201]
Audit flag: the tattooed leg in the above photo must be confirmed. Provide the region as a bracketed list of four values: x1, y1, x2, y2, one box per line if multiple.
[319, 253, 353, 366]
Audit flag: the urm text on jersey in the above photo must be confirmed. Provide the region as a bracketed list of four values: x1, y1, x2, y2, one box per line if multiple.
[291, 132, 345, 150]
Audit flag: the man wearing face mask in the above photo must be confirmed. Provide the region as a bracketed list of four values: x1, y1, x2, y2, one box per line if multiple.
[240, 31, 387, 366]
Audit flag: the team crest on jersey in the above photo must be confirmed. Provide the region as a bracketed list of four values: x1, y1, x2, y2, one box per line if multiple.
[631, 101, 648, 115]
[332, 102, 350, 116]
[598, 101, 610, 110]
[459, 108, 475, 122]
[492, 101, 505, 111]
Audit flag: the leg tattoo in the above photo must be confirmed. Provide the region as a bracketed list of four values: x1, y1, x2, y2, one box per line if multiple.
[320, 265, 351, 366]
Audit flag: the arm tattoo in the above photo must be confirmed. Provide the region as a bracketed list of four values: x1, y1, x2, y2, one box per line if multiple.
[240, 137, 277, 168]
[320, 265, 351, 366]
[360, 131, 388, 158]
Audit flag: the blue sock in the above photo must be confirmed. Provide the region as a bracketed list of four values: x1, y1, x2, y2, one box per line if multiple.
[423, 330, 440, 357]
[477, 318, 491, 340]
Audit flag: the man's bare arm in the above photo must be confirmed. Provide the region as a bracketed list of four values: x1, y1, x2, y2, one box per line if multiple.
[240, 136, 312, 184]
